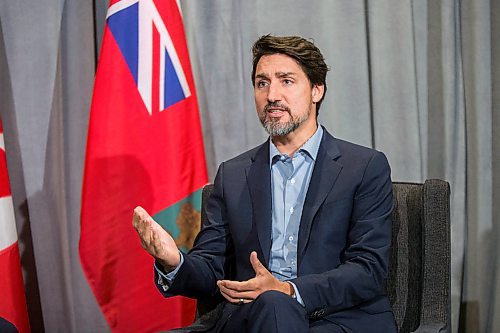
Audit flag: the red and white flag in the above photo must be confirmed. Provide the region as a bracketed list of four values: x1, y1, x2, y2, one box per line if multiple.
[0, 117, 30, 333]
[80, 0, 207, 331]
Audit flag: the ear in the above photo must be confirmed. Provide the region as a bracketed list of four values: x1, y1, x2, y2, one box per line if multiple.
[312, 84, 325, 103]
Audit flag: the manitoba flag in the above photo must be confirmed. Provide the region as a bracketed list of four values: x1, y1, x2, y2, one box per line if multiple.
[79, 0, 207, 331]
[0, 117, 30, 333]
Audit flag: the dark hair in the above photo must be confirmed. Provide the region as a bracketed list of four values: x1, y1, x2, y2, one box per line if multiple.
[251, 34, 329, 114]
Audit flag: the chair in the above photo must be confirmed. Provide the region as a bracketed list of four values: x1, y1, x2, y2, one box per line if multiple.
[389, 180, 451, 332]
[168, 180, 451, 333]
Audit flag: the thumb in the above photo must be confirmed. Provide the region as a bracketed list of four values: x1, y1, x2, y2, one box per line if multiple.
[250, 251, 265, 275]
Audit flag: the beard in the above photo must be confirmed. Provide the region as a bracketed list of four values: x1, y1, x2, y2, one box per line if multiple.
[258, 102, 311, 136]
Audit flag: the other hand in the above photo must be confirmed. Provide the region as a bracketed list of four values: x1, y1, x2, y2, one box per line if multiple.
[132, 206, 180, 271]
[217, 251, 292, 304]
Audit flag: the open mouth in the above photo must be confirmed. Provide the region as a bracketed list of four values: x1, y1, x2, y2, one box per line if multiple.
[267, 108, 287, 117]
[264, 103, 290, 119]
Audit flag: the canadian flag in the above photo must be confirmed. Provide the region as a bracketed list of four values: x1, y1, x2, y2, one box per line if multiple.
[0, 117, 30, 333]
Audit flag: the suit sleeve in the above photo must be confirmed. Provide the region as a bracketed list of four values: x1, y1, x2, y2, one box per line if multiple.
[291, 151, 393, 314]
[154, 163, 233, 299]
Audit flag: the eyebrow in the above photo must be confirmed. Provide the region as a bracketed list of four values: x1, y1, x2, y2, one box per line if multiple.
[276, 72, 296, 78]
[255, 72, 297, 80]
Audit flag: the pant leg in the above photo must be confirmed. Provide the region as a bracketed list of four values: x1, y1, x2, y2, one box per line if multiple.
[308, 319, 346, 333]
[222, 290, 309, 333]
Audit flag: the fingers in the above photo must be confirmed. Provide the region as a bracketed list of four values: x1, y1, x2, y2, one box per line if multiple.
[219, 289, 252, 304]
[249, 251, 265, 274]
[133, 208, 150, 243]
[132, 206, 152, 233]
[132, 206, 180, 269]
[134, 206, 148, 218]
[132, 207, 162, 251]
[217, 280, 255, 304]
[133, 206, 163, 238]
[133, 206, 149, 222]
[218, 279, 253, 292]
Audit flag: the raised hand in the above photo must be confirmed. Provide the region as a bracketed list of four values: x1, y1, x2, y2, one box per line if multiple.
[132, 206, 180, 272]
[217, 251, 293, 304]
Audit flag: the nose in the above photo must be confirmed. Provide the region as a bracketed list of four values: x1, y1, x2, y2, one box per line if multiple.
[267, 81, 282, 103]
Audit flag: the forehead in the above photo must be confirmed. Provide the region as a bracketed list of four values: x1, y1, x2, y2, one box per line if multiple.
[255, 54, 306, 77]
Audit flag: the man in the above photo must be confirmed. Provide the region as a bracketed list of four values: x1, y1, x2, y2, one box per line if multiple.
[133, 35, 397, 332]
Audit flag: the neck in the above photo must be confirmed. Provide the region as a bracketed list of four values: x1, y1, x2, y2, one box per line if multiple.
[272, 123, 318, 156]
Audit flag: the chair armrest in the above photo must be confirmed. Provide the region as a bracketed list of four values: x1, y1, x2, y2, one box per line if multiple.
[165, 302, 223, 333]
[412, 322, 448, 333]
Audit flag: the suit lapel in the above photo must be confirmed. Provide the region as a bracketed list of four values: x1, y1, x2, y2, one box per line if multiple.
[245, 141, 272, 267]
[297, 130, 342, 266]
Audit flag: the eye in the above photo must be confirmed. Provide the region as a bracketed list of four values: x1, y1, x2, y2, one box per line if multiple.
[283, 79, 294, 85]
[256, 80, 269, 88]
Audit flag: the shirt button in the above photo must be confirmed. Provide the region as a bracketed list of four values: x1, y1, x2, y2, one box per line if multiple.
[290, 178, 296, 184]
[288, 236, 294, 242]
[289, 207, 294, 213]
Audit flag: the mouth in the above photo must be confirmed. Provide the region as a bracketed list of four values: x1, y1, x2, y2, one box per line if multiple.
[267, 108, 287, 118]
[264, 104, 290, 119]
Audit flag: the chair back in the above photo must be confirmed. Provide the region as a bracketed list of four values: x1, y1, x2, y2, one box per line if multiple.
[389, 180, 451, 332]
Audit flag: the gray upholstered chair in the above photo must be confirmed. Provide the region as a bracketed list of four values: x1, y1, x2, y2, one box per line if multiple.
[168, 180, 451, 333]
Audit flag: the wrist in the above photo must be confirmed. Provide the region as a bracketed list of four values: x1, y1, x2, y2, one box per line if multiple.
[285, 282, 295, 298]
[157, 252, 180, 273]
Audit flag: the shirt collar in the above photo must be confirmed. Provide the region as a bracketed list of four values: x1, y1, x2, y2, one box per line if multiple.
[269, 125, 324, 165]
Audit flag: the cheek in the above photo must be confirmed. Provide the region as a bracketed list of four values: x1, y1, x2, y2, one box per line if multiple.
[292, 91, 313, 110]
[254, 94, 267, 110]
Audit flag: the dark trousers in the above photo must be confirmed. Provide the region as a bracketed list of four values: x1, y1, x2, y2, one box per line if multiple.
[219, 290, 344, 333]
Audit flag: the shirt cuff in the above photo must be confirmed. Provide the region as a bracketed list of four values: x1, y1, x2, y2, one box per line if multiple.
[155, 252, 184, 291]
[288, 281, 305, 306]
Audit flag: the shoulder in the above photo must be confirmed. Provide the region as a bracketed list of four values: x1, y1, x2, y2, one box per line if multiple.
[335, 138, 378, 155]
[221, 140, 268, 168]
[322, 129, 390, 173]
[323, 129, 387, 160]
[212, 140, 268, 190]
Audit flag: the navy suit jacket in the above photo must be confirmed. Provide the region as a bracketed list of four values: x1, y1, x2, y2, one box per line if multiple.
[158, 128, 396, 332]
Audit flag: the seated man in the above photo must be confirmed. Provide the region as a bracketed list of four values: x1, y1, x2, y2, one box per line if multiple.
[133, 34, 397, 333]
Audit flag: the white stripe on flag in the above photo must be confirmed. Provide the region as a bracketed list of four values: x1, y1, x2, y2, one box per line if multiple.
[0, 133, 4, 151]
[159, 33, 166, 111]
[150, 4, 191, 100]
[138, 0, 154, 115]
[0, 196, 17, 250]
[107, 0, 139, 19]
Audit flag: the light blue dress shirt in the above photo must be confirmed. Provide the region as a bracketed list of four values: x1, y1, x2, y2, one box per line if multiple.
[268, 125, 323, 305]
[156, 126, 324, 306]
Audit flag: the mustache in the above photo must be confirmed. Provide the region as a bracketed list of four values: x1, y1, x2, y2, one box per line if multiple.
[264, 102, 290, 113]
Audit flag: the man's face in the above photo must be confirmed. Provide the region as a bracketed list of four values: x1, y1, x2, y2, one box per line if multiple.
[253, 53, 324, 137]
